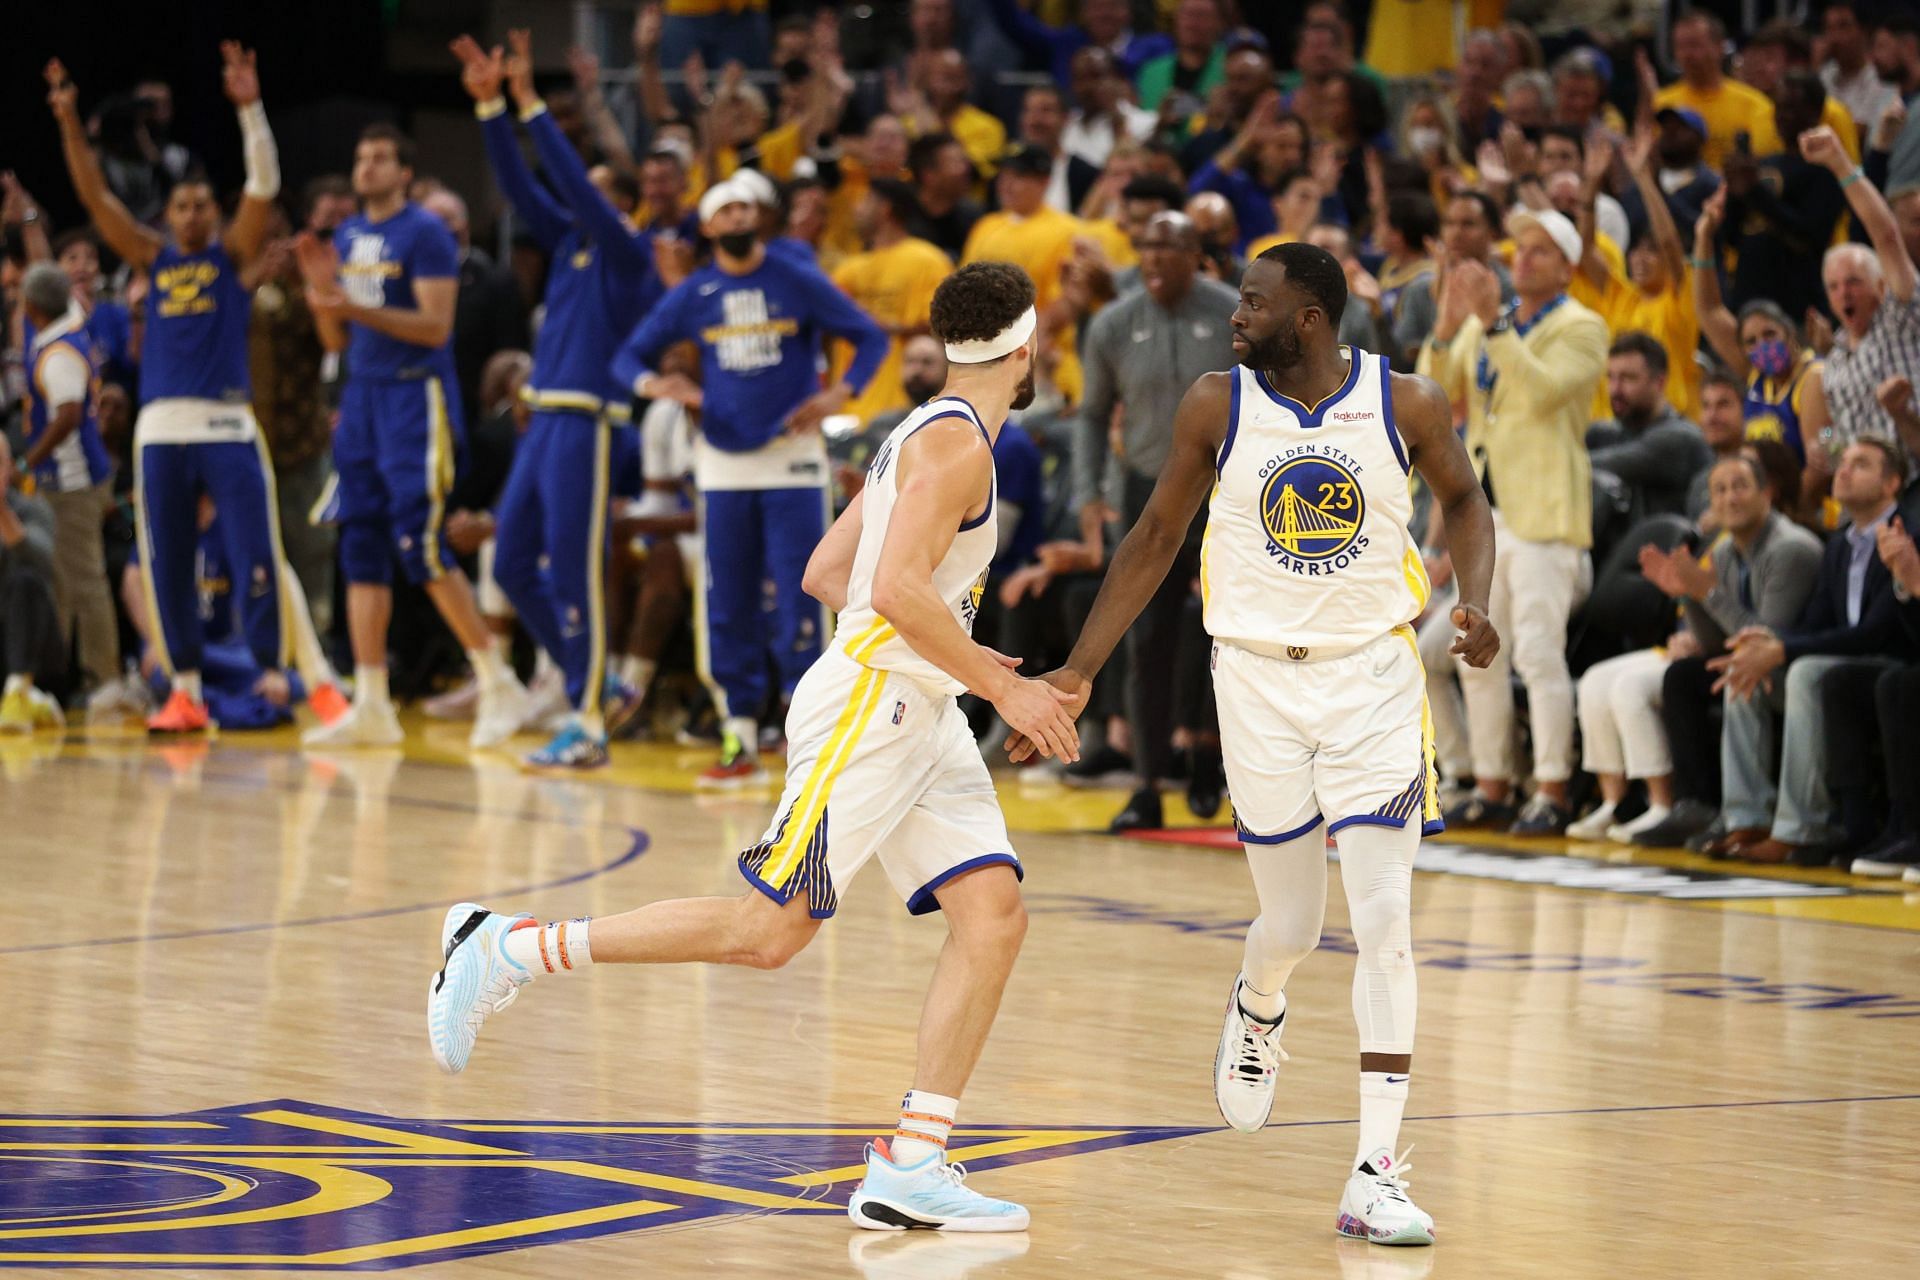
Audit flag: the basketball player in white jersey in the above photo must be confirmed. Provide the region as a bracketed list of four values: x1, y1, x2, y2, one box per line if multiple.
[1012, 242, 1498, 1245]
[427, 262, 1078, 1232]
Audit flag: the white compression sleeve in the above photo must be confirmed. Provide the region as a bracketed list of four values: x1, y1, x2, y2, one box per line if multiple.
[238, 102, 280, 200]
[1240, 828, 1331, 1013]
[1335, 822, 1420, 1056]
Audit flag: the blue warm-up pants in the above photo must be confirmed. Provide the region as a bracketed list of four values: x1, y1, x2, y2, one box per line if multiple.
[697, 486, 830, 724]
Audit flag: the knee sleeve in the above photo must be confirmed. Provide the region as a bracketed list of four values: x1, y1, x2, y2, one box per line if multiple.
[1338, 826, 1418, 1055]
[338, 521, 392, 586]
[1241, 828, 1330, 994]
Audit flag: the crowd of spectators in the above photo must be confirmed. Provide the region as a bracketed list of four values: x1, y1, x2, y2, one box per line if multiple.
[9, 0, 1920, 880]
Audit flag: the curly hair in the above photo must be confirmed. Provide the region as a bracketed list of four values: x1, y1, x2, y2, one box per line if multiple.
[1256, 241, 1348, 326]
[930, 262, 1036, 355]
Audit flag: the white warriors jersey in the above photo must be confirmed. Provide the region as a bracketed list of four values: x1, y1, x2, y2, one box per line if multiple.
[1203, 347, 1431, 652]
[836, 396, 998, 695]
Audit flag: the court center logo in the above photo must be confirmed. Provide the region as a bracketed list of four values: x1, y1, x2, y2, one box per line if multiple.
[1258, 449, 1369, 575]
[0, 1100, 1208, 1269]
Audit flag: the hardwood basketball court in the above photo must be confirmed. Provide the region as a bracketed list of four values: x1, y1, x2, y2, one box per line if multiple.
[4, 719, 1917, 1277]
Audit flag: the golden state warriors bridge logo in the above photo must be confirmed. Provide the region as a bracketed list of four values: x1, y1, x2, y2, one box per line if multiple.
[0, 1100, 1205, 1268]
[1258, 449, 1369, 575]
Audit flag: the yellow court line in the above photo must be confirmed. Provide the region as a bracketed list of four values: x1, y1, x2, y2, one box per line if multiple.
[241, 1108, 521, 1157]
[0, 1159, 389, 1241]
[454, 1125, 1046, 1136]
[525, 1159, 827, 1212]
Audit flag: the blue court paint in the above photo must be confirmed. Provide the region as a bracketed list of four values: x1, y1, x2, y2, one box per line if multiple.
[0, 1101, 1206, 1269]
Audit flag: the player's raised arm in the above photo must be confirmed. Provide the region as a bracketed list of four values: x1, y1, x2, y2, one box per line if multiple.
[1393, 371, 1499, 667]
[876, 422, 1079, 761]
[220, 41, 280, 266]
[43, 59, 163, 271]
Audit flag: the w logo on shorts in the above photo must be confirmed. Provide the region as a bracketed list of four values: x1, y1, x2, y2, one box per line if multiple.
[892, 701, 907, 726]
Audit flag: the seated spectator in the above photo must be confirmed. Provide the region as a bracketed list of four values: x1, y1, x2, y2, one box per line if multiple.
[1394, 190, 1512, 363]
[1821, 1, 1899, 139]
[0, 433, 66, 732]
[1183, 191, 1246, 283]
[1064, 47, 1155, 170]
[1586, 332, 1714, 523]
[1618, 92, 1720, 241]
[1656, 11, 1779, 170]
[1575, 453, 1824, 844]
[905, 132, 982, 260]
[1701, 438, 1916, 864]
[1016, 84, 1101, 213]
[1136, 0, 1228, 114]
[1687, 370, 1757, 526]
[983, 0, 1172, 86]
[1829, 515, 1920, 876]
[1694, 206, 1832, 472]
[1738, 20, 1863, 163]
[1178, 43, 1278, 176]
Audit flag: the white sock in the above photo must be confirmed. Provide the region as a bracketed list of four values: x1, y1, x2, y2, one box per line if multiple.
[578, 709, 606, 739]
[175, 670, 204, 703]
[534, 647, 560, 682]
[1356, 1071, 1410, 1168]
[723, 715, 758, 757]
[491, 631, 513, 661]
[502, 917, 594, 974]
[354, 664, 390, 710]
[617, 654, 656, 693]
[890, 1089, 958, 1167]
[3, 674, 28, 697]
[469, 646, 512, 692]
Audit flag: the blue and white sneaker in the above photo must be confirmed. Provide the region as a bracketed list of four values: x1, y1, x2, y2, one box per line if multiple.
[523, 721, 610, 771]
[427, 903, 532, 1074]
[847, 1141, 1030, 1232]
[1336, 1146, 1434, 1246]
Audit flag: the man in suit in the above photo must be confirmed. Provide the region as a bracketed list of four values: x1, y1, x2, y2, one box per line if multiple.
[1702, 437, 1918, 864]
[1417, 208, 1609, 836]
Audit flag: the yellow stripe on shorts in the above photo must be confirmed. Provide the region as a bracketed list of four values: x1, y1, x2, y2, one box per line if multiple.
[759, 666, 887, 889]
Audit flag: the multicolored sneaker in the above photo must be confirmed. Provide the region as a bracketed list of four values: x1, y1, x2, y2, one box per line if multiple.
[523, 721, 610, 771]
[309, 681, 351, 726]
[1337, 1147, 1434, 1246]
[847, 1140, 1030, 1232]
[697, 731, 767, 789]
[1213, 974, 1287, 1132]
[427, 903, 533, 1075]
[146, 690, 209, 734]
[603, 675, 647, 740]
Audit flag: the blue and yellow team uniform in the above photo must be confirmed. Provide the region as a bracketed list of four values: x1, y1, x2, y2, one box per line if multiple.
[1743, 357, 1818, 464]
[128, 513, 302, 729]
[23, 307, 112, 494]
[1202, 348, 1444, 844]
[130, 241, 287, 681]
[611, 252, 888, 725]
[478, 97, 653, 719]
[332, 203, 464, 586]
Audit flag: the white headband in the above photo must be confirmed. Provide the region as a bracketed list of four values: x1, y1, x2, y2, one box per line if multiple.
[944, 307, 1037, 365]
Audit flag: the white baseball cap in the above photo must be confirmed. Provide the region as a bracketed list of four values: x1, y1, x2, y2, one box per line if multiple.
[1507, 208, 1583, 267]
[698, 179, 752, 223]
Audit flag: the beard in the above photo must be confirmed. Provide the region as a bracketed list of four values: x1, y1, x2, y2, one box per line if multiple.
[1010, 366, 1037, 410]
[1241, 324, 1304, 371]
[904, 376, 944, 404]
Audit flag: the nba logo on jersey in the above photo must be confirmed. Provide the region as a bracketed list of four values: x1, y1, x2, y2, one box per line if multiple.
[892, 700, 907, 726]
[1257, 446, 1370, 575]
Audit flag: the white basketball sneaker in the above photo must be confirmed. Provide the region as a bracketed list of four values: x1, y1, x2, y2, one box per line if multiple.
[1213, 974, 1287, 1132]
[1337, 1147, 1434, 1246]
[301, 699, 403, 748]
[847, 1141, 1030, 1232]
[427, 902, 532, 1074]
[471, 676, 531, 749]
